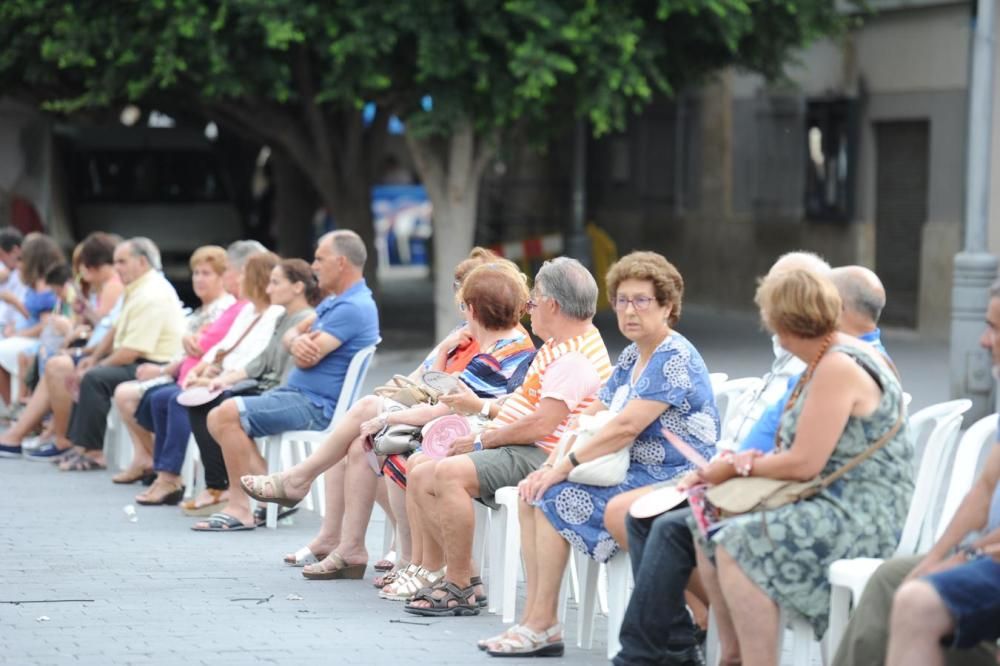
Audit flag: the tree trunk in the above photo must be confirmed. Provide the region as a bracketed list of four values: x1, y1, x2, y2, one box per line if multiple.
[271, 151, 319, 260]
[323, 183, 380, 295]
[406, 120, 496, 340]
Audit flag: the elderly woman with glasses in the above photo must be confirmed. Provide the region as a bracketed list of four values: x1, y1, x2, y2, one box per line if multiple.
[481, 251, 719, 657]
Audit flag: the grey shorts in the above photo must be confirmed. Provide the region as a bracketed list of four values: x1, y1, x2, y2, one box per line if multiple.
[470, 445, 548, 509]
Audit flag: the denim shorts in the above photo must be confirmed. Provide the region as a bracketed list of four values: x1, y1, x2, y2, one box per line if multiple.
[924, 555, 1000, 648]
[233, 387, 329, 438]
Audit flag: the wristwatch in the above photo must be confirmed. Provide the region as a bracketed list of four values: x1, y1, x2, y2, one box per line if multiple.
[960, 545, 985, 561]
[479, 399, 492, 419]
[473, 435, 484, 452]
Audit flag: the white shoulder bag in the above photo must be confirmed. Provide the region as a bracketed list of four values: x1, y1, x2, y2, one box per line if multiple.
[557, 410, 630, 487]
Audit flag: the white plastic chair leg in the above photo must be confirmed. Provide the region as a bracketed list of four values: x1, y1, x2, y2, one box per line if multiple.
[576, 553, 600, 649]
[826, 584, 852, 664]
[705, 610, 719, 666]
[264, 436, 280, 529]
[605, 552, 632, 659]
[499, 502, 521, 623]
[473, 501, 490, 576]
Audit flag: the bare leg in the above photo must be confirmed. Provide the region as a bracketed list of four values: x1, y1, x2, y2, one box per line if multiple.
[518, 499, 540, 620]
[262, 395, 382, 498]
[203, 399, 263, 526]
[715, 546, 780, 666]
[16, 352, 31, 402]
[113, 381, 154, 473]
[0, 365, 11, 406]
[886, 580, 952, 666]
[324, 438, 377, 567]
[694, 543, 742, 665]
[385, 478, 411, 563]
[520, 508, 570, 634]
[0, 378, 52, 445]
[603, 486, 656, 552]
[431, 455, 479, 587]
[45, 355, 76, 449]
[374, 480, 396, 557]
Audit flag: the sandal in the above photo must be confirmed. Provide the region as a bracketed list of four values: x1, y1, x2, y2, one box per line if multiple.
[253, 506, 298, 527]
[373, 561, 411, 589]
[478, 625, 522, 651]
[470, 575, 489, 608]
[180, 489, 228, 517]
[136, 479, 185, 506]
[302, 552, 366, 580]
[378, 563, 421, 598]
[485, 623, 564, 657]
[380, 566, 445, 601]
[284, 546, 330, 567]
[374, 558, 395, 572]
[190, 512, 255, 532]
[112, 465, 156, 485]
[59, 454, 106, 472]
[403, 579, 480, 617]
[239, 473, 301, 508]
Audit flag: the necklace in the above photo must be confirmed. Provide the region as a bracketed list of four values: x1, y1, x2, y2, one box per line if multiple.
[773, 331, 836, 451]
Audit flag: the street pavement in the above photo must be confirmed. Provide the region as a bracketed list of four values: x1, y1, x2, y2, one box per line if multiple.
[0, 278, 952, 665]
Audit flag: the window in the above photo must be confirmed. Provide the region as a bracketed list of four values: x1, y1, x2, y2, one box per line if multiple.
[72, 150, 229, 204]
[805, 99, 857, 221]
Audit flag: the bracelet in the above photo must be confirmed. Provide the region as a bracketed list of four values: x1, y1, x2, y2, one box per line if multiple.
[479, 399, 492, 418]
[540, 462, 554, 470]
[568, 452, 581, 468]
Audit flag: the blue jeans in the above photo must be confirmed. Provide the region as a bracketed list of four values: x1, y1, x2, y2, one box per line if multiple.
[233, 387, 328, 438]
[613, 507, 701, 666]
[149, 384, 191, 475]
[925, 555, 1000, 649]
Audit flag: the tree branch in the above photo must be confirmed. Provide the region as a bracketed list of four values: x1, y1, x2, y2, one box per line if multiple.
[292, 46, 338, 176]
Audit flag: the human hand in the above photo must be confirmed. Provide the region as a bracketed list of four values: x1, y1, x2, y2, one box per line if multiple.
[360, 415, 388, 438]
[905, 552, 962, 583]
[135, 363, 164, 382]
[202, 364, 221, 379]
[77, 356, 96, 373]
[447, 433, 477, 457]
[519, 466, 567, 503]
[697, 459, 738, 486]
[439, 382, 481, 415]
[182, 334, 203, 358]
[675, 470, 703, 492]
[441, 327, 474, 353]
[291, 331, 323, 365]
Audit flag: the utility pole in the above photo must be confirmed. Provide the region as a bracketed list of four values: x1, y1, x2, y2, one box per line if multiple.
[566, 118, 593, 268]
[950, 0, 998, 420]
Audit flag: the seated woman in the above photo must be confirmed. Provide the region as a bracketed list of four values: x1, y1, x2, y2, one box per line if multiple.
[181, 258, 319, 517]
[481, 251, 719, 657]
[689, 268, 912, 666]
[0, 232, 124, 460]
[0, 233, 64, 412]
[110, 245, 237, 484]
[120, 252, 281, 505]
[241, 263, 535, 577]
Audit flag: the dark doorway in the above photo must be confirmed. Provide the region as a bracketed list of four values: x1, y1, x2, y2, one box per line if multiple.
[875, 120, 929, 328]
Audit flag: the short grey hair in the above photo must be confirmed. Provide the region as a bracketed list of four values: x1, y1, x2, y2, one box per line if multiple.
[770, 250, 831, 276]
[322, 230, 367, 269]
[226, 240, 268, 271]
[535, 257, 598, 321]
[126, 237, 162, 271]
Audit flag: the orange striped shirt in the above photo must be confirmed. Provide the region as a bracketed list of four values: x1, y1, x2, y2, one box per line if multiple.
[491, 325, 612, 452]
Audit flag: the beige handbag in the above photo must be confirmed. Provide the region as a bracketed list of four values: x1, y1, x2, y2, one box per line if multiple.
[372, 375, 443, 407]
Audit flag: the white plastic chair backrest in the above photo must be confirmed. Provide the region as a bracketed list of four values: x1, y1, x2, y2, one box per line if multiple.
[714, 377, 764, 433]
[903, 392, 913, 408]
[709, 373, 728, 393]
[323, 341, 379, 432]
[934, 414, 998, 541]
[894, 399, 971, 555]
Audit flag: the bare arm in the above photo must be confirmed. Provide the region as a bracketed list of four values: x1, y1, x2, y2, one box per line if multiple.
[481, 397, 571, 449]
[928, 444, 1000, 560]
[291, 330, 342, 369]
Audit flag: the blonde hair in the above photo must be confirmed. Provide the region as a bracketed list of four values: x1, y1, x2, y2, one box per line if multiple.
[189, 245, 228, 276]
[606, 251, 684, 326]
[755, 268, 841, 338]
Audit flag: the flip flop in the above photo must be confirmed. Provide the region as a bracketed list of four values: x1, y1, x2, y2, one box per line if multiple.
[59, 454, 106, 472]
[301, 552, 366, 580]
[190, 512, 256, 532]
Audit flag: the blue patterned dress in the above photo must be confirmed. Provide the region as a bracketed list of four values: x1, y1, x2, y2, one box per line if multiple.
[536, 333, 719, 562]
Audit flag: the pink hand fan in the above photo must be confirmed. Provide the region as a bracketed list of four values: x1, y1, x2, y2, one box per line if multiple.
[421, 415, 473, 459]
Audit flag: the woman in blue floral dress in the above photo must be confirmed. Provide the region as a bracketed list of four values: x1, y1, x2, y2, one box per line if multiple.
[481, 251, 719, 658]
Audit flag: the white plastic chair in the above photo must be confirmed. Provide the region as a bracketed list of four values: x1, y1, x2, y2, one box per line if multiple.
[713, 377, 764, 431]
[708, 373, 728, 392]
[826, 404, 985, 661]
[487, 485, 522, 623]
[260, 342, 379, 529]
[935, 413, 998, 538]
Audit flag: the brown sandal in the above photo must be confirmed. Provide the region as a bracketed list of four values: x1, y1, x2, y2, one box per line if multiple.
[136, 479, 185, 506]
[180, 488, 228, 516]
[112, 465, 154, 485]
[239, 473, 301, 508]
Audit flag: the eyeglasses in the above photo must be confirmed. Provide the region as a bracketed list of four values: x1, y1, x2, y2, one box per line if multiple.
[612, 295, 656, 312]
[459, 301, 467, 312]
[452, 279, 462, 292]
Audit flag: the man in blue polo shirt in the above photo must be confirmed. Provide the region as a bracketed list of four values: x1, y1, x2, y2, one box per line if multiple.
[194, 230, 379, 531]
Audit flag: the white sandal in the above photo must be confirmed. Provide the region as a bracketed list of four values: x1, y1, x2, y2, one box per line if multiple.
[380, 566, 445, 601]
[283, 546, 328, 567]
[478, 625, 521, 651]
[485, 624, 564, 657]
[378, 563, 420, 599]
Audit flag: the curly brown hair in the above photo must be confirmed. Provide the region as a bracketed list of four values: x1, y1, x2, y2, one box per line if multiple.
[605, 251, 684, 326]
[460, 264, 530, 330]
[20, 233, 65, 286]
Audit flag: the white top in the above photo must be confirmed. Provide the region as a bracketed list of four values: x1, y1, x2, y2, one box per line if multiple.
[201, 303, 284, 371]
[0, 268, 27, 328]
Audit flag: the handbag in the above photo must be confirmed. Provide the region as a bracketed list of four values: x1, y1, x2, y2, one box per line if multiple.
[556, 411, 630, 487]
[371, 423, 422, 456]
[705, 341, 905, 517]
[210, 313, 263, 370]
[372, 374, 443, 407]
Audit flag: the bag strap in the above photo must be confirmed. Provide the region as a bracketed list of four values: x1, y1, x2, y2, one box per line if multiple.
[213, 313, 264, 366]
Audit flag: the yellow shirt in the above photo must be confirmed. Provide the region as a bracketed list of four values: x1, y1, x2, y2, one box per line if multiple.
[112, 270, 185, 362]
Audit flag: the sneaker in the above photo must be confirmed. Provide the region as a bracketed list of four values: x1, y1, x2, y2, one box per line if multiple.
[0, 442, 23, 458]
[21, 435, 42, 452]
[24, 442, 73, 462]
